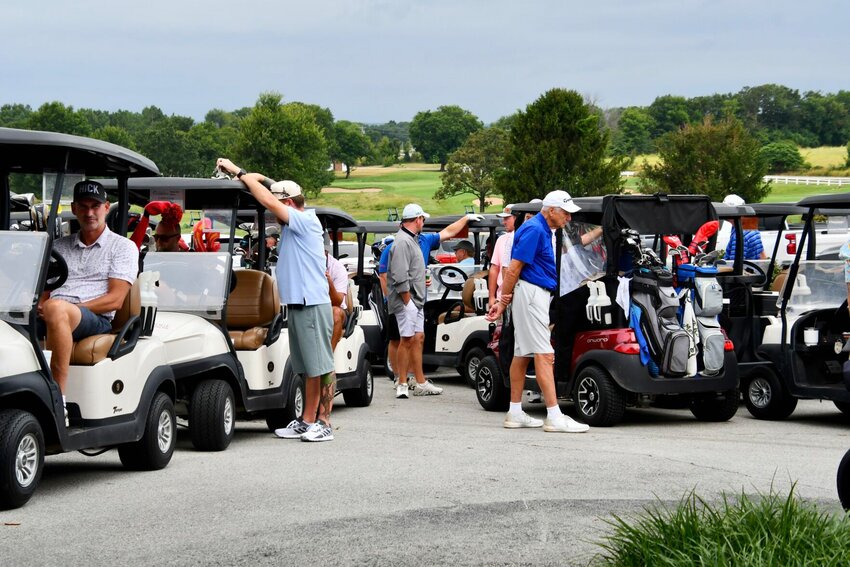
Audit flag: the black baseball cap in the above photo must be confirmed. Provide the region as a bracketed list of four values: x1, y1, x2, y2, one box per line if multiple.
[452, 240, 474, 253]
[73, 180, 107, 204]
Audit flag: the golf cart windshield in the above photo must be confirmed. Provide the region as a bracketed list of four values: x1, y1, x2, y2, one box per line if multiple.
[0, 231, 49, 322]
[143, 252, 232, 318]
[785, 260, 846, 314]
[560, 221, 607, 296]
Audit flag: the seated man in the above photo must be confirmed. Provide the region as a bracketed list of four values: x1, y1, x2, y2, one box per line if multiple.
[452, 240, 475, 265]
[39, 180, 138, 422]
[325, 247, 349, 350]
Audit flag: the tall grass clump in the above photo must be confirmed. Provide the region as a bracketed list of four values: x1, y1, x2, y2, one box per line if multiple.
[596, 485, 850, 566]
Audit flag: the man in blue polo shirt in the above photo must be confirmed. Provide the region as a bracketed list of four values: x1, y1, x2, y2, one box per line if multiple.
[486, 190, 590, 434]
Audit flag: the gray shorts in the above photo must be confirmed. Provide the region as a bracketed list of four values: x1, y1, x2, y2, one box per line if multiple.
[287, 303, 335, 378]
[513, 281, 553, 357]
[394, 301, 424, 338]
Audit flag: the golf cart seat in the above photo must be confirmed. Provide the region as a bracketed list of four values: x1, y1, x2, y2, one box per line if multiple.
[438, 271, 487, 324]
[226, 270, 283, 350]
[342, 280, 361, 339]
[70, 279, 142, 365]
[771, 269, 789, 292]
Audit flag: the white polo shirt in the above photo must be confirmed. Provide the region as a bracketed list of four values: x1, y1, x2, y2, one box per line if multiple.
[51, 227, 139, 320]
[326, 253, 348, 310]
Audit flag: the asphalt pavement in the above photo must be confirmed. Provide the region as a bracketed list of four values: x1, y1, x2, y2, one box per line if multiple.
[1, 370, 849, 566]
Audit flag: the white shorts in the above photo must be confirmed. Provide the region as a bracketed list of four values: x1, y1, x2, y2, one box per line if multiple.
[513, 281, 553, 357]
[395, 301, 424, 338]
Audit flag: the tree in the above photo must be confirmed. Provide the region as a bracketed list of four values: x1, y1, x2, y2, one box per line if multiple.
[648, 95, 693, 139]
[610, 107, 655, 156]
[639, 116, 770, 203]
[497, 88, 627, 204]
[332, 121, 372, 177]
[91, 125, 137, 150]
[0, 103, 32, 128]
[232, 92, 333, 197]
[436, 128, 509, 212]
[26, 102, 91, 136]
[760, 142, 806, 173]
[409, 105, 482, 170]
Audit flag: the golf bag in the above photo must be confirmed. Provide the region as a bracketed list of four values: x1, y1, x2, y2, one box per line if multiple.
[692, 265, 725, 375]
[631, 267, 690, 377]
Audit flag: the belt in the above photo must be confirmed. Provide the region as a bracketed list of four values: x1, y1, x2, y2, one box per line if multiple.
[287, 303, 306, 310]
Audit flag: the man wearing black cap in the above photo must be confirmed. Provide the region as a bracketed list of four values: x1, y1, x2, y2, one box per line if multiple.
[452, 240, 475, 265]
[39, 180, 139, 424]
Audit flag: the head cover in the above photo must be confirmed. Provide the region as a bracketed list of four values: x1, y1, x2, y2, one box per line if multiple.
[542, 190, 580, 213]
[270, 180, 303, 199]
[497, 204, 515, 218]
[452, 240, 474, 253]
[401, 203, 430, 220]
[529, 198, 543, 204]
[73, 180, 107, 204]
[723, 194, 745, 206]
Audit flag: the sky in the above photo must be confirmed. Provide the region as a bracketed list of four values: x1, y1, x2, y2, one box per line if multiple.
[3, 0, 848, 125]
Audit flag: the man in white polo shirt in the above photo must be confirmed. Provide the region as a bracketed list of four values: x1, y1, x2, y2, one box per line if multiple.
[41, 180, 139, 421]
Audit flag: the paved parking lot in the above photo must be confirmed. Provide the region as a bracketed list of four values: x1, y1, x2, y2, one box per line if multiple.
[2, 370, 849, 566]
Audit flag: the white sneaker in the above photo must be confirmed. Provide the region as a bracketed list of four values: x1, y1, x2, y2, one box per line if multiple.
[275, 419, 311, 439]
[396, 383, 409, 398]
[412, 380, 442, 396]
[503, 411, 544, 429]
[543, 414, 589, 433]
[301, 421, 334, 442]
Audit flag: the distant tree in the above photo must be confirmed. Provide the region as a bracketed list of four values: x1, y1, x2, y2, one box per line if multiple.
[760, 141, 806, 173]
[136, 119, 199, 176]
[436, 127, 509, 212]
[287, 102, 336, 159]
[370, 136, 400, 166]
[639, 116, 770, 203]
[845, 141, 850, 168]
[409, 105, 482, 171]
[363, 121, 410, 145]
[498, 89, 627, 204]
[205, 108, 243, 129]
[78, 108, 112, 132]
[490, 113, 519, 132]
[332, 120, 372, 177]
[188, 122, 236, 175]
[648, 95, 693, 139]
[0, 103, 32, 128]
[91, 125, 137, 150]
[799, 91, 850, 146]
[233, 92, 333, 197]
[26, 102, 91, 136]
[610, 107, 655, 156]
[736, 84, 802, 136]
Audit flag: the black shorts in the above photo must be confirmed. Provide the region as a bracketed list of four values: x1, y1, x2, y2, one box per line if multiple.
[386, 312, 400, 341]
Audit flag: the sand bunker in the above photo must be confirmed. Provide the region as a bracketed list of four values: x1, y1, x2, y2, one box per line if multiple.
[322, 187, 382, 193]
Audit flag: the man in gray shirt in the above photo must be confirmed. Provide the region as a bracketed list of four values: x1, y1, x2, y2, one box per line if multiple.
[387, 204, 442, 398]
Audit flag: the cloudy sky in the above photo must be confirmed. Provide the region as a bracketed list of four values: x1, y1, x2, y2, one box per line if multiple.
[3, 0, 847, 124]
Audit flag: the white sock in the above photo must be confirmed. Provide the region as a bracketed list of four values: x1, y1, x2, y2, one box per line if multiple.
[509, 402, 523, 415]
[62, 395, 67, 407]
[546, 405, 562, 419]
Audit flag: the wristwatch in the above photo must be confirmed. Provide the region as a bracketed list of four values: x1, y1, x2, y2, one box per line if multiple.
[236, 168, 247, 179]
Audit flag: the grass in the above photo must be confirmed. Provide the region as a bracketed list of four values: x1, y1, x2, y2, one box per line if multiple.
[801, 146, 848, 170]
[594, 486, 850, 566]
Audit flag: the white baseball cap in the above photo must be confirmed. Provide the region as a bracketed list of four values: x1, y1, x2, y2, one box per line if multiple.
[270, 180, 303, 199]
[401, 203, 430, 220]
[497, 204, 515, 218]
[542, 190, 580, 213]
[722, 194, 745, 206]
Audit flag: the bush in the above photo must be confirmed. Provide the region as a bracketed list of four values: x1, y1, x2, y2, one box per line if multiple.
[595, 486, 850, 566]
[760, 141, 806, 173]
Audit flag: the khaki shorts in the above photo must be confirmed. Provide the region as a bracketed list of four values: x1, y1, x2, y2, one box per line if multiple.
[513, 281, 553, 357]
[288, 303, 335, 377]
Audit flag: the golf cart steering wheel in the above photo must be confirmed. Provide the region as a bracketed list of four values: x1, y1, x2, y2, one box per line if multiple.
[436, 266, 468, 292]
[742, 260, 767, 287]
[45, 249, 68, 291]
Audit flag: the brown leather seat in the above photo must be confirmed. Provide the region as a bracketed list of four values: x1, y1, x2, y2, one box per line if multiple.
[771, 270, 788, 292]
[227, 270, 281, 350]
[70, 279, 140, 365]
[437, 271, 486, 324]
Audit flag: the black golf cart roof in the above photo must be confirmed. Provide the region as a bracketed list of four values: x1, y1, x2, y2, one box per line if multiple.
[340, 220, 399, 235]
[749, 202, 807, 216]
[424, 214, 502, 230]
[0, 127, 159, 177]
[712, 203, 756, 218]
[98, 177, 249, 210]
[797, 193, 850, 210]
[511, 197, 604, 224]
[602, 194, 717, 235]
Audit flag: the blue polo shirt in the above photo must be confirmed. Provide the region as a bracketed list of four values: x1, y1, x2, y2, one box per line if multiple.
[725, 230, 764, 261]
[511, 212, 557, 291]
[275, 207, 329, 305]
[378, 232, 441, 274]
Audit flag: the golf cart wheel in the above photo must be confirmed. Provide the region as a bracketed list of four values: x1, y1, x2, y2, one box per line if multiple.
[461, 346, 485, 389]
[837, 448, 850, 510]
[265, 373, 304, 431]
[118, 392, 175, 471]
[0, 409, 44, 510]
[384, 344, 395, 381]
[189, 379, 236, 452]
[744, 368, 797, 420]
[343, 361, 374, 407]
[573, 365, 625, 427]
[689, 389, 739, 422]
[475, 355, 509, 412]
[834, 401, 850, 416]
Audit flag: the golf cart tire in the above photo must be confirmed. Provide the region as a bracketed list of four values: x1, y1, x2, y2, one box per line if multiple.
[689, 389, 739, 422]
[118, 392, 176, 471]
[744, 368, 797, 420]
[837, 448, 850, 511]
[834, 401, 850, 416]
[189, 379, 236, 452]
[0, 409, 44, 510]
[343, 361, 373, 407]
[476, 355, 509, 412]
[265, 373, 305, 431]
[573, 365, 626, 427]
[461, 346, 485, 389]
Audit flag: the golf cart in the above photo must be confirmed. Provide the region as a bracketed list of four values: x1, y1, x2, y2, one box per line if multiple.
[476, 195, 740, 426]
[0, 127, 177, 509]
[737, 192, 850, 420]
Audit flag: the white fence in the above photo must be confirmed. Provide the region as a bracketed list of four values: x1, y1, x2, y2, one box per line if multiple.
[764, 175, 850, 187]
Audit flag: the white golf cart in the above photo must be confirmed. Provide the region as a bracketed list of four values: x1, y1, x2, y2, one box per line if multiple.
[0, 127, 177, 509]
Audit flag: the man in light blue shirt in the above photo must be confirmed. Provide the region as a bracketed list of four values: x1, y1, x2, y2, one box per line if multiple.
[217, 158, 335, 443]
[452, 240, 475, 265]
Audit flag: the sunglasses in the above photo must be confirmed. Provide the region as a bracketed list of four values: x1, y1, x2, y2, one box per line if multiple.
[153, 233, 180, 241]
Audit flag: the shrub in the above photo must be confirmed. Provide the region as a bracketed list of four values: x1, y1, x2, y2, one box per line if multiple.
[760, 141, 806, 173]
[596, 486, 850, 566]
